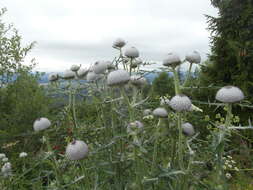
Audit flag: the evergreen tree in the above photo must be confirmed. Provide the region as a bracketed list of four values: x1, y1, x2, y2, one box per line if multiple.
[201, 0, 253, 101]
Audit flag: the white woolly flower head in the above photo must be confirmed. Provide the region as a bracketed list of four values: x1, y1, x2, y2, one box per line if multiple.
[152, 107, 168, 118]
[163, 52, 181, 68]
[107, 69, 130, 87]
[66, 140, 89, 160]
[131, 58, 142, 68]
[185, 50, 201, 64]
[48, 73, 59, 82]
[127, 121, 144, 134]
[70, 64, 81, 72]
[1, 162, 12, 177]
[143, 109, 152, 116]
[182, 122, 195, 137]
[33, 117, 51, 132]
[2, 158, 8, 162]
[169, 94, 192, 112]
[113, 38, 126, 48]
[92, 61, 109, 74]
[215, 86, 244, 103]
[19, 152, 28, 158]
[130, 75, 147, 87]
[77, 68, 89, 78]
[0, 153, 6, 159]
[62, 70, 76, 80]
[86, 71, 102, 82]
[124, 47, 139, 58]
[160, 97, 170, 106]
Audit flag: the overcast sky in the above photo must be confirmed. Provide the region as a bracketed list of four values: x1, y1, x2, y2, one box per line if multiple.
[1, 0, 217, 72]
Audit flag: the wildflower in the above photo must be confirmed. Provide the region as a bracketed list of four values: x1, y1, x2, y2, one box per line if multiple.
[2, 158, 8, 162]
[127, 121, 144, 134]
[66, 140, 89, 160]
[62, 70, 76, 80]
[113, 38, 126, 48]
[107, 70, 130, 87]
[225, 173, 232, 179]
[86, 71, 101, 82]
[19, 152, 28, 158]
[0, 153, 6, 159]
[234, 167, 239, 171]
[1, 162, 12, 177]
[124, 47, 139, 58]
[169, 94, 192, 112]
[130, 75, 147, 87]
[143, 109, 152, 116]
[185, 50, 201, 64]
[33, 117, 51, 132]
[48, 73, 59, 82]
[182, 122, 195, 136]
[215, 86, 244, 103]
[152, 107, 168, 118]
[70, 64, 81, 72]
[77, 68, 89, 78]
[93, 61, 110, 74]
[163, 52, 181, 68]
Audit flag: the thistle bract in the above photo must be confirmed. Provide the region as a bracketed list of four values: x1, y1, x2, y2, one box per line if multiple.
[215, 86, 244, 103]
[169, 94, 192, 112]
[152, 107, 168, 118]
[182, 122, 195, 136]
[66, 140, 89, 160]
[124, 47, 139, 58]
[107, 70, 130, 87]
[163, 52, 181, 68]
[113, 38, 126, 48]
[33, 118, 51, 132]
[185, 50, 201, 64]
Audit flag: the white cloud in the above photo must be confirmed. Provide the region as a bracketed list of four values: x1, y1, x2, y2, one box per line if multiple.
[1, 0, 217, 71]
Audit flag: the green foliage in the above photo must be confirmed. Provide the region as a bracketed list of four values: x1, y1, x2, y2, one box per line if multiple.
[203, 0, 253, 101]
[152, 72, 174, 97]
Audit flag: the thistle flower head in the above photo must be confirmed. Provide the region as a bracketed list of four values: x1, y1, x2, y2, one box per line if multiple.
[143, 109, 152, 116]
[86, 71, 101, 82]
[19, 152, 28, 158]
[124, 47, 139, 58]
[185, 50, 201, 64]
[93, 61, 109, 74]
[152, 107, 168, 118]
[163, 52, 181, 68]
[48, 73, 59, 82]
[169, 94, 192, 112]
[182, 122, 195, 136]
[1, 162, 12, 177]
[70, 64, 81, 72]
[77, 68, 89, 78]
[130, 75, 147, 87]
[2, 158, 8, 162]
[107, 69, 130, 87]
[33, 117, 51, 132]
[0, 154, 6, 159]
[215, 86, 244, 103]
[127, 121, 144, 134]
[113, 38, 126, 48]
[62, 70, 76, 80]
[66, 140, 89, 160]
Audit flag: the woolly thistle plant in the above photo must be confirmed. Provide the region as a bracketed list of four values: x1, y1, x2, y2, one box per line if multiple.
[107, 69, 130, 87]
